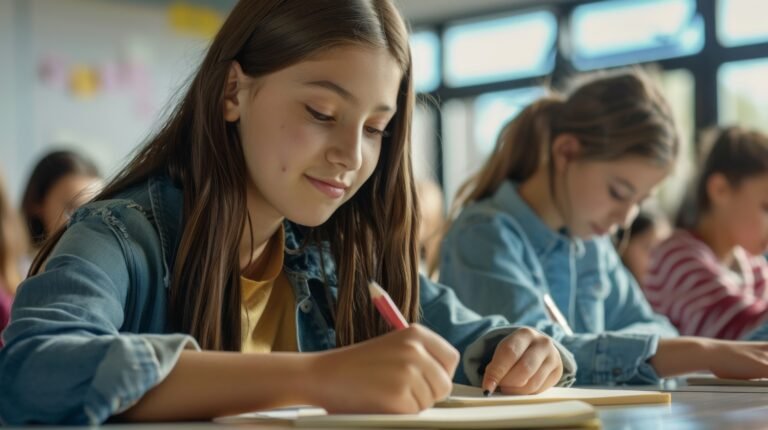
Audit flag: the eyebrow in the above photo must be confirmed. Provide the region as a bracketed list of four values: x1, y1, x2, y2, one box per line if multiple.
[304, 80, 394, 113]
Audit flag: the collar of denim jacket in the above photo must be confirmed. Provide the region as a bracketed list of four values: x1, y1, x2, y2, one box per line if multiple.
[491, 180, 577, 258]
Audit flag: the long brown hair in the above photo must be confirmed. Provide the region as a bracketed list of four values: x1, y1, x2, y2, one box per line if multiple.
[677, 126, 768, 228]
[30, 0, 418, 351]
[454, 72, 678, 209]
[0, 174, 28, 294]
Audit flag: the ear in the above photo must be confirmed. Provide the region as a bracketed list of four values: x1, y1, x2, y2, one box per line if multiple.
[223, 61, 246, 123]
[551, 133, 582, 171]
[706, 172, 733, 208]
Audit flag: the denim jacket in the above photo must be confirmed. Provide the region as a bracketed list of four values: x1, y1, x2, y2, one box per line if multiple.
[0, 175, 575, 425]
[440, 181, 678, 386]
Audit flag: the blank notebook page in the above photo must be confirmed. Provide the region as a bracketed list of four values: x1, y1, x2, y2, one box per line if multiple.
[439, 383, 671, 407]
[294, 401, 598, 429]
[686, 376, 768, 387]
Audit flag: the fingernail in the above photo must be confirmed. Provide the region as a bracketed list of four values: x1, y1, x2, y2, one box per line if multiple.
[483, 381, 497, 396]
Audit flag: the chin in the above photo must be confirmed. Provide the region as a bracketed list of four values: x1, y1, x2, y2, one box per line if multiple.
[285, 209, 336, 228]
[569, 225, 595, 240]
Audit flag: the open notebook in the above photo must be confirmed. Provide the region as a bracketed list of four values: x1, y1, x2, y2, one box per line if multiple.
[216, 401, 599, 429]
[438, 383, 671, 407]
[686, 376, 768, 387]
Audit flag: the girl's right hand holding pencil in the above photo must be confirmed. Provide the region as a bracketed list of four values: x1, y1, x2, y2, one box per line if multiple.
[304, 324, 566, 414]
[307, 324, 459, 414]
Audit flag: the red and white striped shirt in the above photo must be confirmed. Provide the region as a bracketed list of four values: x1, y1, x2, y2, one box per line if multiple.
[644, 230, 768, 339]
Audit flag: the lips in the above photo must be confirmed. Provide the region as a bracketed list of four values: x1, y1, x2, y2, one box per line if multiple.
[305, 175, 349, 199]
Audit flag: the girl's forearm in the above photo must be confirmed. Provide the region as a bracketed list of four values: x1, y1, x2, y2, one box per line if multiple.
[649, 337, 711, 377]
[118, 350, 319, 421]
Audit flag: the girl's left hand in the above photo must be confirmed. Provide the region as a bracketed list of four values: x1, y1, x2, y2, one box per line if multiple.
[482, 327, 563, 395]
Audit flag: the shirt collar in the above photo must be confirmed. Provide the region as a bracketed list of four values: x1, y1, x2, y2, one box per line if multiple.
[491, 180, 579, 257]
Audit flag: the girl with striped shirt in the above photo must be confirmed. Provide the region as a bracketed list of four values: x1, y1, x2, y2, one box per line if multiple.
[645, 127, 768, 340]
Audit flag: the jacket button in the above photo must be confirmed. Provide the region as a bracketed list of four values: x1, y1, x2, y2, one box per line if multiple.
[300, 301, 313, 313]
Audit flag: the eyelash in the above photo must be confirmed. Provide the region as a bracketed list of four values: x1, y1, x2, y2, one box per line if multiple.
[305, 105, 390, 138]
[306, 105, 334, 122]
[609, 186, 628, 202]
[365, 126, 390, 138]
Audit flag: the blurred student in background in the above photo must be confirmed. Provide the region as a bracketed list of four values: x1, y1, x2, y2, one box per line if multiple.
[616, 206, 671, 287]
[645, 127, 768, 340]
[21, 150, 102, 248]
[439, 72, 768, 386]
[0, 172, 29, 346]
[416, 178, 445, 278]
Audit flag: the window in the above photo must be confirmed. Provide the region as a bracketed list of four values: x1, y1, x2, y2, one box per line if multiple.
[717, 0, 768, 47]
[719, 58, 768, 134]
[654, 69, 695, 213]
[442, 87, 543, 205]
[410, 31, 440, 93]
[412, 101, 438, 181]
[570, 0, 704, 70]
[443, 11, 557, 87]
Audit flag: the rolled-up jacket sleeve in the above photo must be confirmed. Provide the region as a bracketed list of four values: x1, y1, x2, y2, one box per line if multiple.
[0, 206, 198, 425]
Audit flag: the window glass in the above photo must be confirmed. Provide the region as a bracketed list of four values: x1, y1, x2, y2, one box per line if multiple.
[444, 11, 556, 87]
[571, 0, 703, 70]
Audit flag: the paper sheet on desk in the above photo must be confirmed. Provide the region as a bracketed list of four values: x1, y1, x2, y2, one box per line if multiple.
[686, 376, 768, 387]
[438, 383, 671, 407]
[216, 401, 599, 429]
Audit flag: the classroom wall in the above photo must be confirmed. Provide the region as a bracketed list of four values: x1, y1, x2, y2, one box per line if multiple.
[0, 0, 215, 202]
[0, 0, 19, 197]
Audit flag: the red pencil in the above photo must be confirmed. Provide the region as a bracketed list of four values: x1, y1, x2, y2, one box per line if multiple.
[368, 281, 409, 330]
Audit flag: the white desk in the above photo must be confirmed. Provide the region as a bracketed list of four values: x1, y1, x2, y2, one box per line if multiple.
[6, 391, 768, 429]
[599, 390, 768, 429]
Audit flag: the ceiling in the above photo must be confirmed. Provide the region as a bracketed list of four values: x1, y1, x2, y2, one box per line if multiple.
[395, 0, 572, 25]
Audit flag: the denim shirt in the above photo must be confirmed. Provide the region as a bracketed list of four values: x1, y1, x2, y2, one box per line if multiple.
[0, 176, 575, 425]
[440, 181, 678, 386]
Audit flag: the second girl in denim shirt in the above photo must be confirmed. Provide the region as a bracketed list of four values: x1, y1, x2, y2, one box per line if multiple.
[439, 72, 768, 385]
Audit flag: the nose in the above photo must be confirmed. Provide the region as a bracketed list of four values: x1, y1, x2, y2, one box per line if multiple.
[327, 127, 363, 171]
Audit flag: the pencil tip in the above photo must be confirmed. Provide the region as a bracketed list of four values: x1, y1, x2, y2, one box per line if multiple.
[483, 390, 491, 397]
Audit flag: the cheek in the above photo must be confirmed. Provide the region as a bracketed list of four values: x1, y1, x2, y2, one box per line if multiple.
[247, 120, 310, 173]
[730, 205, 768, 247]
[626, 244, 651, 275]
[625, 245, 644, 265]
[358, 142, 382, 181]
[40, 197, 64, 229]
[569, 175, 607, 219]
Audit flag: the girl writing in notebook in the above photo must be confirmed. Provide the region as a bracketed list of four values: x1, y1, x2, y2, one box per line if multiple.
[438, 72, 768, 385]
[0, 0, 574, 425]
[645, 127, 768, 340]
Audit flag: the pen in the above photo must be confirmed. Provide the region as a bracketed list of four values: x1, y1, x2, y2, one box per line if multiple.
[542, 293, 574, 336]
[368, 280, 409, 330]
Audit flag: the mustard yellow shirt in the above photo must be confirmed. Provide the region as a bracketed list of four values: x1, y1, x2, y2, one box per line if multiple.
[240, 225, 297, 353]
